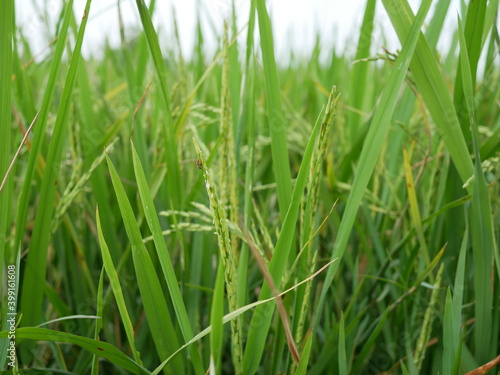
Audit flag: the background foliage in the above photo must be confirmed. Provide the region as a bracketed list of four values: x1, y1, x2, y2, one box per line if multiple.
[0, 0, 499, 374]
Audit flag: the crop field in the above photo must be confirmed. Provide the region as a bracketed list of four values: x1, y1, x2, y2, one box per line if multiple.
[0, 0, 499, 374]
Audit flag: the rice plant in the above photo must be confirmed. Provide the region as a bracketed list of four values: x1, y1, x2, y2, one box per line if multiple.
[1, 0, 499, 374]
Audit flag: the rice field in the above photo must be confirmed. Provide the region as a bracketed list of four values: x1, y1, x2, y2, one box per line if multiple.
[1, 0, 499, 374]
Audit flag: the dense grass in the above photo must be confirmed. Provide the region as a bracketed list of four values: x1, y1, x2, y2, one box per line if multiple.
[1, 0, 499, 374]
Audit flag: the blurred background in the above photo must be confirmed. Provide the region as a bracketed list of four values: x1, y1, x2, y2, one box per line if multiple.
[15, 0, 467, 61]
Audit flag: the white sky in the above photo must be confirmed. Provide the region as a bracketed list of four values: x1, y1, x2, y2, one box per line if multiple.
[16, 0, 465, 61]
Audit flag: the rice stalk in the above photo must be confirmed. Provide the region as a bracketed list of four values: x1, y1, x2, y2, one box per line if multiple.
[414, 263, 444, 371]
[219, 21, 240, 266]
[193, 138, 243, 374]
[52, 138, 118, 234]
[294, 86, 339, 349]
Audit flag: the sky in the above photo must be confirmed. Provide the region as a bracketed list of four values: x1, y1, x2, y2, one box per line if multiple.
[15, 0, 465, 62]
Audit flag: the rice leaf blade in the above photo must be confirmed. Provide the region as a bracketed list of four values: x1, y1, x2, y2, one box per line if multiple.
[242, 105, 324, 375]
[134, 0, 182, 208]
[317, 0, 432, 328]
[20, 0, 93, 332]
[96, 208, 142, 364]
[106, 155, 184, 374]
[381, 0, 474, 185]
[457, 17, 496, 364]
[0, 0, 14, 366]
[131, 143, 204, 375]
[0, 328, 149, 375]
[210, 260, 225, 375]
[255, 0, 292, 219]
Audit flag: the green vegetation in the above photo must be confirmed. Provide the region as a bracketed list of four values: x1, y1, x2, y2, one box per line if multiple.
[1, 0, 499, 373]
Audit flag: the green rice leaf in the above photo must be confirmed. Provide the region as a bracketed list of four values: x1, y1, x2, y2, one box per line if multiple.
[131, 143, 204, 375]
[0, 0, 14, 366]
[13, 0, 75, 257]
[96, 208, 142, 364]
[452, 231, 467, 350]
[381, 0, 474, 185]
[91, 268, 105, 375]
[242, 104, 324, 375]
[425, 0, 452, 49]
[134, 0, 182, 208]
[106, 155, 184, 374]
[453, 0, 486, 143]
[457, 16, 496, 364]
[347, 0, 376, 138]
[403, 146, 430, 266]
[20, 0, 93, 331]
[338, 313, 348, 375]
[150, 259, 336, 375]
[294, 332, 313, 375]
[317, 0, 433, 329]
[351, 308, 389, 373]
[255, 0, 292, 219]
[443, 288, 454, 375]
[0, 328, 149, 375]
[209, 261, 225, 375]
